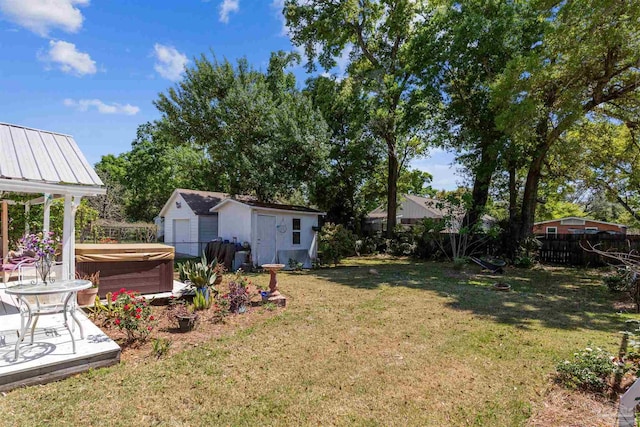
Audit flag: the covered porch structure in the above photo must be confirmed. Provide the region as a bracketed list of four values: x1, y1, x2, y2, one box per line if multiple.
[0, 122, 120, 391]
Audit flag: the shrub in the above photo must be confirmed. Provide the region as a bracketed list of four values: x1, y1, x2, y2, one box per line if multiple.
[319, 223, 356, 265]
[224, 272, 251, 313]
[452, 257, 467, 271]
[110, 288, 156, 343]
[555, 346, 616, 393]
[211, 299, 229, 323]
[513, 255, 535, 269]
[603, 268, 633, 292]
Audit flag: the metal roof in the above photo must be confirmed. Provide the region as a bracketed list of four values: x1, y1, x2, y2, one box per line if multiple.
[0, 122, 104, 194]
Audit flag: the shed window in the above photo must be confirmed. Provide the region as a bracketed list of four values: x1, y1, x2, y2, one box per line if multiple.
[293, 218, 301, 245]
[546, 226, 557, 235]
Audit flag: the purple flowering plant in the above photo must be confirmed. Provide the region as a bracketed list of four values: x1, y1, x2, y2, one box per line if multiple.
[19, 231, 59, 259]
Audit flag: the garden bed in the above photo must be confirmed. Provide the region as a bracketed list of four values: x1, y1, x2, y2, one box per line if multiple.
[98, 299, 281, 363]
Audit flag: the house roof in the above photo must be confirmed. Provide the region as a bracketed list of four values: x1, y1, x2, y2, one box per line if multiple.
[0, 122, 104, 195]
[210, 198, 324, 215]
[367, 194, 446, 219]
[534, 216, 627, 228]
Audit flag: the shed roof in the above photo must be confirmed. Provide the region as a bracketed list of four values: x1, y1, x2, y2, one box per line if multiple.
[178, 189, 227, 216]
[210, 198, 324, 215]
[159, 189, 255, 217]
[0, 122, 104, 195]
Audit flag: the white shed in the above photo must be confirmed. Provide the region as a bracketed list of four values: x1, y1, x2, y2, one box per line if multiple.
[159, 189, 226, 257]
[211, 199, 323, 268]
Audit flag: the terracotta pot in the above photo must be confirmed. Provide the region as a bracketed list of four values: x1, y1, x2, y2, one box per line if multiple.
[77, 287, 99, 306]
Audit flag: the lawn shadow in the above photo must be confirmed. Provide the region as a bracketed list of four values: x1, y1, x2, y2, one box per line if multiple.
[310, 259, 629, 333]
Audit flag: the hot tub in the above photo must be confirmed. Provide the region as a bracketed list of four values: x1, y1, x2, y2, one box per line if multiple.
[75, 243, 175, 297]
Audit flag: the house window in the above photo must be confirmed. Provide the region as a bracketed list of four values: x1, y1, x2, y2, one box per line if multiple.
[585, 227, 598, 234]
[546, 226, 557, 235]
[292, 218, 301, 245]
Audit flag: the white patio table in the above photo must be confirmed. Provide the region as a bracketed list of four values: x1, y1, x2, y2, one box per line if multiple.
[5, 279, 92, 361]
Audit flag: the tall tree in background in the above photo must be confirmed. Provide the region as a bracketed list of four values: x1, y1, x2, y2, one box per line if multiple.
[123, 122, 215, 222]
[91, 154, 127, 221]
[284, 0, 430, 236]
[154, 51, 329, 201]
[494, 0, 640, 244]
[411, 0, 540, 231]
[305, 75, 381, 226]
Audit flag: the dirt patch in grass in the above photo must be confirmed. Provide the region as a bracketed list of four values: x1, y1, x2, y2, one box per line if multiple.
[527, 386, 617, 427]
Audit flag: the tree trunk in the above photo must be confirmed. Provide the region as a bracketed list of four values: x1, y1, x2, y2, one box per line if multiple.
[506, 164, 520, 258]
[518, 143, 550, 242]
[386, 146, 399, 237]
[465, 141, 500, 229]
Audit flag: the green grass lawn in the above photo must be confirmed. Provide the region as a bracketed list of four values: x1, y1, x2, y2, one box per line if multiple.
[0, 258, 632, 426]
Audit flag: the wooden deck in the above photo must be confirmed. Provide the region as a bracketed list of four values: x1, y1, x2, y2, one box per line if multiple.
[0, 290, 121, 392]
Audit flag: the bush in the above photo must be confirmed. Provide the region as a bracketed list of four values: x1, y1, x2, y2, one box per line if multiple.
[603, 268, 632, 292]
[513, 255, 535, 269]
[452, 257, 467, 271]
[319, 223, 356, 265]
[224, 272, 251, 313]
[109, 288, 156, 343]
[355, 236, 379, 256]
[555, 346, 616, 393]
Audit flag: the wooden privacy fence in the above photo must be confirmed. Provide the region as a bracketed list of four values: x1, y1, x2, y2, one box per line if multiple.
[537, 234, 640, 266]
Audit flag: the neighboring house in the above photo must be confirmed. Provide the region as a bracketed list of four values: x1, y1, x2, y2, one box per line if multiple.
[210, 199, 323, 268]
[160, 189, 324, 267]
[366, 194, 494, 232]
[533, 217, 628, 236]
[159, 189, 229, 257]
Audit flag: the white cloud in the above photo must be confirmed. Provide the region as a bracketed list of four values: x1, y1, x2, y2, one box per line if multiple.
[63, 98, 140, 115]
[271, 0, 289, 36]
[153, 43, 188, 82]
[0, 0, 89, 37]
[219, 0, 239, 23]
[39, 40, 96, 76]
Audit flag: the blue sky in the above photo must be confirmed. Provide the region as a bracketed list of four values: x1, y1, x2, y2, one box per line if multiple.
[0, 0, 459, 190]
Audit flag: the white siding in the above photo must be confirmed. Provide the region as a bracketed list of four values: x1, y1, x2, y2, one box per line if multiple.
[253, 210, 320, 264]
[163, 193, 199, 256]
[216, 202, 320, 266]
[217, 202, 253, 244]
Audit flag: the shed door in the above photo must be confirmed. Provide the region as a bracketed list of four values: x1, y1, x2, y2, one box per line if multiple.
[256, 215, 276, 266]
[173, 219, 191, 256]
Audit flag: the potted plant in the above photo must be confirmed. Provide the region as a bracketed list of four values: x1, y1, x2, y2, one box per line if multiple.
[167, 298, 198, 332]
[179, 252, 220, 300]
[76, 271, 100, 306]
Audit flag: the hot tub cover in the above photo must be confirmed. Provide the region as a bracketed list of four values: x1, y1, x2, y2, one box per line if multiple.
[75, 244, 175, 262]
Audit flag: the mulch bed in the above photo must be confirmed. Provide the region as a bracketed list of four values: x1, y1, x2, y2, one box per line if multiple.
[94, 299, 281, 363]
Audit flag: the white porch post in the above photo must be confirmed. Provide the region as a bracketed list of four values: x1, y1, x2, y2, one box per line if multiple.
[62, 194, 80, 280]
[24, 201, 30, 235]
[43, 193, 52, 233]
[2, 200, 8, 263]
